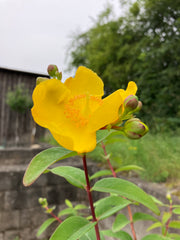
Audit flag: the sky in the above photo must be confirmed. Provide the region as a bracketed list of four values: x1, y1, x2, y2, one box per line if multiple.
[0, 0, 122, 80]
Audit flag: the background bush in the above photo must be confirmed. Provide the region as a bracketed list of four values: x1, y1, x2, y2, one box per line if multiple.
[6, 83, 33, 114]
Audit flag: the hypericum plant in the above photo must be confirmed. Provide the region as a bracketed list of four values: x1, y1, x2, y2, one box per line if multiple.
[23, 65, 180, 240]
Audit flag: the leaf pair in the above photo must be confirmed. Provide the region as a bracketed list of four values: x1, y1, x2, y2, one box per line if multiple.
[23, 129, 111, 186]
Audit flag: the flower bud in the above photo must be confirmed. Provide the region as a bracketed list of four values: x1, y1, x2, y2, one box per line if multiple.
[38, 197, 48, 207]
[124, 95, 139, 112]
[166, 192, 172, 202]
[124, 118, 149, 139]
[55, 71, 62, 80]
[36, 77, 49, 85]
[135, 101, 142, 112]
[47, 64, 59, 77]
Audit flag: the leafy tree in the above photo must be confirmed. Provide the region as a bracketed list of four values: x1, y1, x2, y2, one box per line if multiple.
[69, 0, 180, 130]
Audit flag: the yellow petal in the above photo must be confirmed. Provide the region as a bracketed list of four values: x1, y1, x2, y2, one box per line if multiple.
[88, 90, 123, 131]
[64, 66, 104, 97]
[126, 81, 137, 95]
[118, 81, 138, 101]
[50, 131, 74, 151]
[31, 79, 70, 133]
[32, 78, 97, 153]
[51, 129, 96, 153]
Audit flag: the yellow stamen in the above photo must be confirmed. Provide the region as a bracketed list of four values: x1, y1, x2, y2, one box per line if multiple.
[64, 94, 102, 128]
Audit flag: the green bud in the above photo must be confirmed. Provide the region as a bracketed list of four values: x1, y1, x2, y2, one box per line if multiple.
[36, 77, 49, 85]
[124, 118, 149, 139]
[47, 64, 59, 77]
[55, 71, 62, 80]
[135, 101, 142, 112]
[39, 197, 48, 207]
[166, 192, 172, 202]
[124, 95, 139, 112]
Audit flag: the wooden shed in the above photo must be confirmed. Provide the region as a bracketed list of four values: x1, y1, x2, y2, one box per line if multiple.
[0, 67, 47, 147]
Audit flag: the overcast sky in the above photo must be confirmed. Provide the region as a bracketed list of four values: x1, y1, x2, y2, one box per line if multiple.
[0, 0, 122, 80]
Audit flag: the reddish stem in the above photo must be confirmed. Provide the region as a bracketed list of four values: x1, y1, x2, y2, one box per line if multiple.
[101, 141, 137, 240]
[82, 154, 101, 240]
[101, 142, 116, 178]
[127, 205, 137, 240]
[44, 206, 62, 223]
[164, 201, 173, 236]
[100, 126, 123, 130]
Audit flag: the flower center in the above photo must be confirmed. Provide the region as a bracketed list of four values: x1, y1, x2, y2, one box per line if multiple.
[64, 94, 102, 128]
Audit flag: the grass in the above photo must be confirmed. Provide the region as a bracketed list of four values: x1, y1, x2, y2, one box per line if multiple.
[87, 131, 180, 183]
[41, 131, 180, 183]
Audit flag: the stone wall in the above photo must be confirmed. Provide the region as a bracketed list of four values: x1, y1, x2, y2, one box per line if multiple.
[0, 147, 95, 240]
[0, 147, 180, 240]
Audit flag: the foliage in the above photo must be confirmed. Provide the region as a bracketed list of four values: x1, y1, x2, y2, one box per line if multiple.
[68, 0, 180, 130]
[23, 65, 180, 239]
[6, 84, 33, 113]
[42, 131, 180, 183]
[88, 131, 180, 183]
[23, 134, 180, 239]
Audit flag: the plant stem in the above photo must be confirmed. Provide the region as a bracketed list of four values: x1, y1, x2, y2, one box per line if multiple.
[164, 200, 173, 236]
[82, 154, 101, 240]
[101, 141, 137, 240]
[101, 142, 116, 178]
[127, 205, 137, 240]
[44, 206, 62, 223]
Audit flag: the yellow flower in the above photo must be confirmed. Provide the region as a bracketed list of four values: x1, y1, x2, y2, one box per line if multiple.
[31, 66, 137, 153]
[118, 81, 137, 113]
[118, 81, 137, 101]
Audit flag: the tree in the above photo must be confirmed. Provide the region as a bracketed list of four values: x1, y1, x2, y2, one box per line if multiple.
[69, 0, 180, 130]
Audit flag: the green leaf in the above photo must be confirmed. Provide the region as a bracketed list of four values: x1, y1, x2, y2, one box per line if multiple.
[79, 228, 105, 240]
[50, 166, 86, 189]
[112, 214, 130, 232]
[92, 178, 160, 215]
[151, 196, 165, 206]
[65, 199, 73, 208]
[90, 170, 112, 180]
[162, 212, 172, 225]
[141, 234, 171, 240]
[74, 204, 88, 210]
[169, 220, 180, 229]
[147, 222, 162, 231]
[105, 137, 125, 145]
[173, 208, 180, 214]
[68, 222, 96, 240]
[23, 147, 76, 186]
[167, 233, 180, 240]
[172, 205, 180, 208]
[36, 218, 56, 237]
[50, 216, 95, 240]
[115, 165, 144, 173]
[58, 208, 76, 217]
[133, 212, 157, 222]
[95, 196, 131, 220]
[102, 229, 132, 240]
[96, 129, 113, 143]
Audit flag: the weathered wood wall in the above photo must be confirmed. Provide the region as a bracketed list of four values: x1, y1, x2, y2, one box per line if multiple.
[0, 67, 47, 147]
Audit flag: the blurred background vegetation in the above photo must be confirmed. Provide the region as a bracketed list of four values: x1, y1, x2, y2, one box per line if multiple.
[68, 0, 180, 132]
